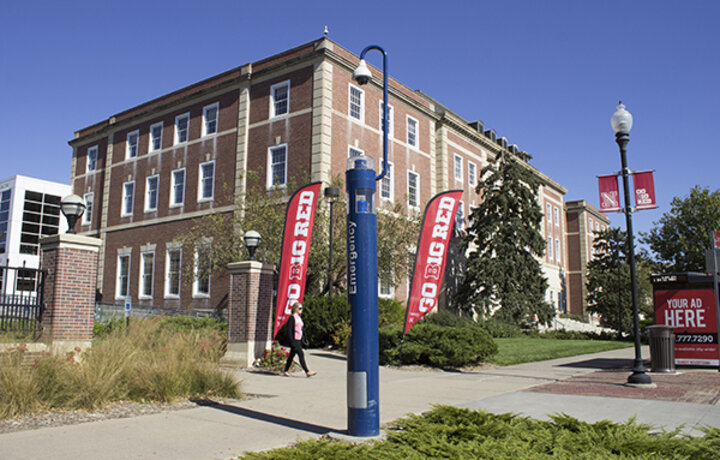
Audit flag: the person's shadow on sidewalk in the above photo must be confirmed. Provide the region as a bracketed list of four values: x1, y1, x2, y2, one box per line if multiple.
[192, 400, 340, 435]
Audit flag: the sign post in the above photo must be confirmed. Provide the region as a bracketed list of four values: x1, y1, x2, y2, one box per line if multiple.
[124, 296, 132, 328]
[709, 231, 720, 371]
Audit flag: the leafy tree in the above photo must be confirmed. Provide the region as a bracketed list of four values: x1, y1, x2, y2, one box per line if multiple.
[455, 151, 553, 324]
[642, 186, 720, 272]
[177, 174, 419, 297]
[586, 227, 654, 332]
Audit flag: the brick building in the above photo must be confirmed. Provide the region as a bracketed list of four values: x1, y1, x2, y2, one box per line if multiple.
[69, 38, 593, 316]
[565, 200, 611, 316]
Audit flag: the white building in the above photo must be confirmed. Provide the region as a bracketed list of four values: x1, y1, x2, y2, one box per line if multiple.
[0, 176, 71, 294]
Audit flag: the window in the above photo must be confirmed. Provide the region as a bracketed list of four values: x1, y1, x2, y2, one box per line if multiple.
[379, 278, 394, 298]
[149, 122, 163, 152]
[0, 190, 11, 255]
[126, 131, 139, 159]
[165, 248, 182, 298]
[116, 254, 130, 298]
[379, 102, 394, 137]
[553, 206, 559, 226]
[349, 85, 364, 121]
[407, 116, 418, 147]
[555, 238, 561, 262]
[456, 201, 465, 230]
[202, 103, 218, 136]
[87, 146, 98, 172]
[548, 237, 553, 260]
[18, 191, 61, 255]
[175, 113, 189, 144]
[139, 251, 154, 298]
[145, 175, 159, 212]
[380, 161, 393, 200]
[547, 203, 552, 222]
[122, 181, 134, 216]
[589, 217, 593, 231]
[595, 222, 600, 231]
[348, 146, 363, 158]
[468, 162, 477, 188]
[170, 168, 185, 207]
[270, 81, 290, 117]
[408, 171, 419, 208]
[82, 192, 93, 226]
[193, 244, 211, 297]
[267, 144, 287, 188]
[454, 154, 463, 182]
[198, 161, 215, 201]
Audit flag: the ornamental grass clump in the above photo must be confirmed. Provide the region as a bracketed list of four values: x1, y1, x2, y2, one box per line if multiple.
[0, 317, 240, 420]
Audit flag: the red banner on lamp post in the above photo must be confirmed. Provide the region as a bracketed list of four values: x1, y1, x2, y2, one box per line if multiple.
[713, 231, 720, 249]
[404, 190, 463, 336]
[598, 174, 621, 212]
[632, 170, 657, 210]
[273, 182, 322, 338]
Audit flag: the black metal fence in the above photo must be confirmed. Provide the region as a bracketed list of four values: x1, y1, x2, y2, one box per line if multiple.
[0, 263, 46, 333]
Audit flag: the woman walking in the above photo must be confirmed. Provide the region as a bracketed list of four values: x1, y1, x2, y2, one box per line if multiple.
[283, 302, 316, 377]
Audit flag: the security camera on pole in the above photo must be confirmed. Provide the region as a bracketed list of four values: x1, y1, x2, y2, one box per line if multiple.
[345, 45, 388, 437]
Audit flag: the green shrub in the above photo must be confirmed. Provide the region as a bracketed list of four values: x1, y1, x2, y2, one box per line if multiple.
[302, 294, 350, 348]
[380, 323, 497, 368]
[479, 317, 524, 338]
[420, 309, 473, 328]
[156, 316, 227, 335]
[93, 316, 126, 338]
[378, 297, 406, 328]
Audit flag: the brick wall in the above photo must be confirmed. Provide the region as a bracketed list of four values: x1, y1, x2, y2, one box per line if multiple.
[40, 235, 101, 342]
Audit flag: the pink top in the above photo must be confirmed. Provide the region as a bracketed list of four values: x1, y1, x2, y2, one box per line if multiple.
[293, 313, 303, 340]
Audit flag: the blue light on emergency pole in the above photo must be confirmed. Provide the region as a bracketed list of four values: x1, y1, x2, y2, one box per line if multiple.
[346, 44, 388, 438]
[346, 154, 379, 437]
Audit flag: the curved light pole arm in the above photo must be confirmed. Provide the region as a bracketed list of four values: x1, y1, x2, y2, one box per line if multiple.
[358, 45, 389, 182]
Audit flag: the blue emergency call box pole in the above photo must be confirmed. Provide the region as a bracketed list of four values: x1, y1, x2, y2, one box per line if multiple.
[345, 44, 388, 437]
[346, 155, 379, 436]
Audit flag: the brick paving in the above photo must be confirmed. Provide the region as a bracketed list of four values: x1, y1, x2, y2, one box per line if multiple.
[525, 367, 720, 405]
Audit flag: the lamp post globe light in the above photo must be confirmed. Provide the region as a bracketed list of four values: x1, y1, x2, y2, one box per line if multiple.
[611, 102, 652, 387]
[343, 44, 389, 438]
[60, 194, 86, 234]
[242, 230, 262, 261]
[324, 186, 340, 296]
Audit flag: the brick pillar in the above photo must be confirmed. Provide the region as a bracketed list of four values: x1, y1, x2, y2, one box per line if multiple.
[222, 260, 275, 367]
[40, 234, 101, 354]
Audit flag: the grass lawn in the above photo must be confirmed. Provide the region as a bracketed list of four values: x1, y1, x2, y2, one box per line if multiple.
[490, 337, 633, 366]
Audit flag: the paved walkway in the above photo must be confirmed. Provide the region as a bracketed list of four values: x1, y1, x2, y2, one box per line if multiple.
[1, 347, 719, 459]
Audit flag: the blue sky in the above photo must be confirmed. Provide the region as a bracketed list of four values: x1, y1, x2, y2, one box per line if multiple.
[1, 0, 717, 237]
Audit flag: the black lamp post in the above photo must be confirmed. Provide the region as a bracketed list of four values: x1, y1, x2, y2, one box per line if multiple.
[242, 230, 262, 261]
[60, 194, 86, 234]
[611, 102, 652, 386]
[324, 186, 339, 296]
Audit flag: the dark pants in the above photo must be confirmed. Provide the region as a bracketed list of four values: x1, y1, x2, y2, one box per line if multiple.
[284, 339, 309, 372]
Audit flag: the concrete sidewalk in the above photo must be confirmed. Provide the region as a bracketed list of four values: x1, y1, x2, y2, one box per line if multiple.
[1, 347, 718, 459]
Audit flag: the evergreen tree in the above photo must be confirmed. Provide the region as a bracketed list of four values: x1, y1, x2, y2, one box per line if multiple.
[586, 227, 654, 331]
[455, 151, 553, 324]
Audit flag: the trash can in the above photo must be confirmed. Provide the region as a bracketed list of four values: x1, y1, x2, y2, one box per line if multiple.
[647, 325, 675, 373]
